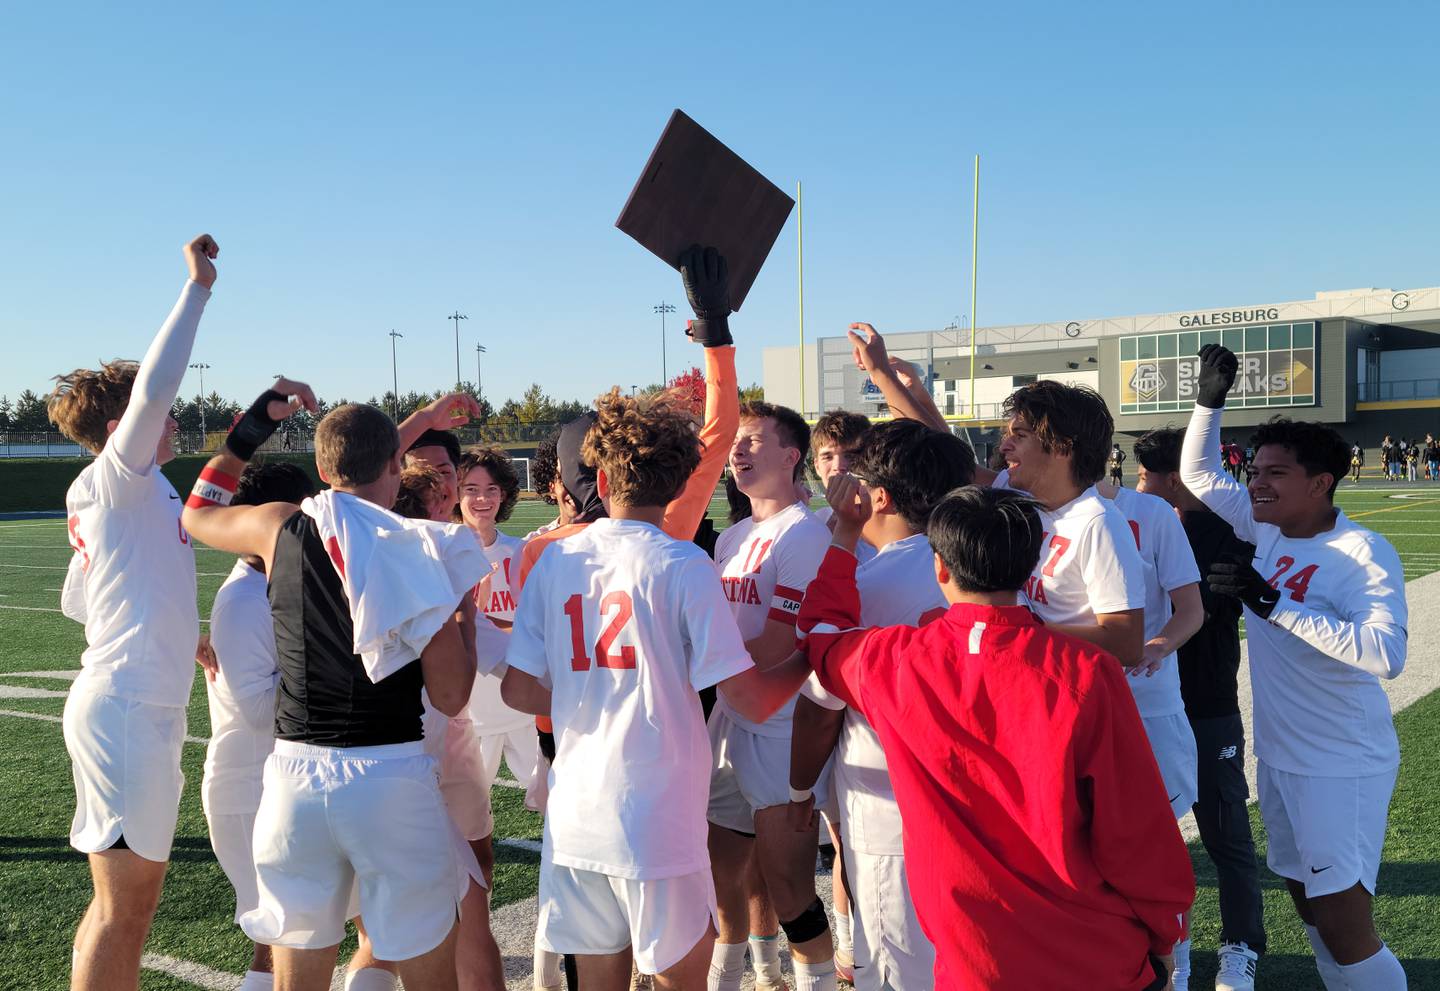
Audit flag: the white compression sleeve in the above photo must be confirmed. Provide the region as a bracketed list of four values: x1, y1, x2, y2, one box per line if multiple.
[108, 280, 211, 473]
[1179, 405, 1259, 544]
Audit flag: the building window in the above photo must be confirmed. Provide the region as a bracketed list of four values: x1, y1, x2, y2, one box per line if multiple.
[1116, 323, 1317, 414]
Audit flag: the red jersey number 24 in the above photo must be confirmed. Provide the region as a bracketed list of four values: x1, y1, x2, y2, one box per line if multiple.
[563, 592, 637, 671]
[1265, 556, 1319, 603]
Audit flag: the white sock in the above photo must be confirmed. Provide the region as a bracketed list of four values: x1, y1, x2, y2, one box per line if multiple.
[237, 972, 275, 991]
[534, 944, 564, 988]
[345, 968, 399, 991]
[793, 957, 837, 991]
[708, 941, 748, 991]
[1339, 945, 1407, 990]
[1304, 925, 1349, 991]
[1170, 938, 1191, 991]
[834, 912, 852, 959]
[750, 935, 783, 984]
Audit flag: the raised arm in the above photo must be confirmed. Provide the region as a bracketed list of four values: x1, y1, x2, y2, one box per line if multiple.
[848, 323, 948, 431]
[1180, 346, 1257, 541]
[396, 391, 483, 453]
[181, 377, 318, 570]
[663, 343, 738, 540]
[109, 235, 218, 473]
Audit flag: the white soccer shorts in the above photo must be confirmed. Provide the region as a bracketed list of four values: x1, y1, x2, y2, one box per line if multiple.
[206, 811, 261, 922]
[242, 740, 460, 961]
[1257, 761, 1396, 899]
[844, 847, 935, 991]
[439, 717, 494, 842]
[1141, 712, 1199, 820]
[707, 710, 797, 833]
[478, 724, 543, 810]
[63, 688, 186, 863]
[537, 862, 718, 975]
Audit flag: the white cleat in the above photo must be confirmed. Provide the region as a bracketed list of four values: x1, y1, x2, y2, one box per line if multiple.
[1214, 942, 1258, 991]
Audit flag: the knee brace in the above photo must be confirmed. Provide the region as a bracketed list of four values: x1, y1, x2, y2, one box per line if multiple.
[780, 898, 830, 945]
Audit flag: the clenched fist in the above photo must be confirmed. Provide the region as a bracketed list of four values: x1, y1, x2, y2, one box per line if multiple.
[185, 234, 219, 289]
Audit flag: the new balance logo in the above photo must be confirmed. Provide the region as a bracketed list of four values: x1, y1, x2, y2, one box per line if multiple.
[1217, 745, 1237, 759]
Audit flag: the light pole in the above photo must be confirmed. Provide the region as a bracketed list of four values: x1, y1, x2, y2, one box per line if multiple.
[630, 384, 637, 398]
[448, 312, 468, 389]
[475, 343, 487, 409]
[388, 331, 403, 419]
[188, 362, 210, 440]
[654, 302, 676, 385]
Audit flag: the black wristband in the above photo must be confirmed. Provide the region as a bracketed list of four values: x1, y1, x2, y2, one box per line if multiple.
[686, 316, 733, 348]
[224, 389, 287, 461]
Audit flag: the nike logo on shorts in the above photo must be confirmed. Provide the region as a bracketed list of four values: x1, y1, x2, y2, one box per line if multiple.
[169, 494, 180, 500]
[1168, 793, 1180, 804]
[1311, 865, 1332, 874]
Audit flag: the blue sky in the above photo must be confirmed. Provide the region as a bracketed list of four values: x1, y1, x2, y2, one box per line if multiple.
[2, 2, 1437, 410]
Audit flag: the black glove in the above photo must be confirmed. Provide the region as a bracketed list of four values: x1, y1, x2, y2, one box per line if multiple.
[678, 244, 732, 348]
[1207, 550, 1280, 620]
[224, 389, 287, 461]
[1195, 343, 1239, 409]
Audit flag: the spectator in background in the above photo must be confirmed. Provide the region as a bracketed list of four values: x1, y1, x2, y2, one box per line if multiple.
[1381, 435, 1395, 480]
[1108, 442, 1127, 486]
[1426, 435, 1439, 482]
[1406, 440, 1420, 482]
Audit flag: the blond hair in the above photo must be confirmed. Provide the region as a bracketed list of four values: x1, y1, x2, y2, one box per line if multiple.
[581, 388, 702, 508]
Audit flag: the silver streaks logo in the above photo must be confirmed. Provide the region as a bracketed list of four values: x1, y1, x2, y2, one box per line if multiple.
[1129, 362, 1166, 401]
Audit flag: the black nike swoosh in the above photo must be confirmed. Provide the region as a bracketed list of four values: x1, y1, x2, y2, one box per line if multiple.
[1310, 865, 1332, 874]
[169, 494, 180, 500]
[1168, 793, 1180, 803]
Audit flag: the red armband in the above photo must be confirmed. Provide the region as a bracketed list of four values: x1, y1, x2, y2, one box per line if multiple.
[186, 466, 240, 509]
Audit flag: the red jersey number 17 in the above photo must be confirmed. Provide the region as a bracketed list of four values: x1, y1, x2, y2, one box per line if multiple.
[563, 592, 637, 671]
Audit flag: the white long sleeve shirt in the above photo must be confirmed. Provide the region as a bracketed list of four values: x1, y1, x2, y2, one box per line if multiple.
[62, 281, 210, 707]
[1180, 405, 1405, 776]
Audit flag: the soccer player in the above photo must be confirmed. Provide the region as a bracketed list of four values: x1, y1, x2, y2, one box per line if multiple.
[456, 447, 543, 803]
[183, 387, 486, 991]
[203, 462, 317, 991]
[1108, 442, 1127, 486]
[524, 437, 568, 539]
[799, 481, 1193, 990]
[1183, 345, 1410, 991]
[995, 382, 1147, 667]
[788, 420, 977, 991]
[708, 401, 836, 991]
[48, 233, 218, 991]
[1130, 427, 1266, 990]
[499, 388, 816, 991]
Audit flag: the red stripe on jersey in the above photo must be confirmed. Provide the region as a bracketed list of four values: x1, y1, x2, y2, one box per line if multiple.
[185, 493, 221, 510]
[326, 536, 346, 579]
[774, 583, 806, 600]
[198, 466, 241, 490]
[767, 606, 799, 626]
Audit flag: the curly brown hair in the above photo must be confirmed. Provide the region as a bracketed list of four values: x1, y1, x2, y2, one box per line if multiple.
[582, 387, 703, 508]
[392, 461, 447, 520]
[47, 360, 139, 453]
[457, 445, 521, 523]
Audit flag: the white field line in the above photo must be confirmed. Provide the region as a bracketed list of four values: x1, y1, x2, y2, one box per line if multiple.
[140, 954, 239, 990]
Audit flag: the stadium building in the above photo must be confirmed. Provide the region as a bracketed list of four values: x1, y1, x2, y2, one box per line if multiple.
[763, 284, 1440, 459]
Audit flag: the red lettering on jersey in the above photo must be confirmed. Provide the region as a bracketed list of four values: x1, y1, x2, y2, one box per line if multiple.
[1024, 575, 1048, 604]
[501, 557, 512, 586]
[595, 591, 637, 669]
[488, 590, 517, 614]
[1283, 563, 1319, 603]
[1127, 519, 1141, 551]
[67, 515, 90, 570]
[1041, 535, 1072, 578]
[720, 575, 764, 606]
[326, 536, 346, 578]
[563, 593, 588, 670]
[1266, 555, 1295, 588]
[743, 539, 774, 574]
[919, 606, 947, 626]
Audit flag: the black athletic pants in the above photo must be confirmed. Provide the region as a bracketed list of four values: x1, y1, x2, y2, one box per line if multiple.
[1189, 713, 1267, 954]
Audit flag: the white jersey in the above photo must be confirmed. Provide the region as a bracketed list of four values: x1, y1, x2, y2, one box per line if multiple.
[469, 531, 530, 735]
[1109, 486, 1201, 719]
[1012, 485, 1147, 629]
[506, 517, 753, 879]
[1182, 406, 1406, 776]
[60, 281, 211, 708]
[203, 560, 278, 815]
[713, 502, 830, 737]
[805, 534, 947, 855]
[812, 506, 878, 564]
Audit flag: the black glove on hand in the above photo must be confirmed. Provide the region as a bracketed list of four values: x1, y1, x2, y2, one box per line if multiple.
[679, 244, 732, 348]
[225, 389, 287, 461]
[1207, 551, 1280, 620]
[1195, 343, 1239, 409]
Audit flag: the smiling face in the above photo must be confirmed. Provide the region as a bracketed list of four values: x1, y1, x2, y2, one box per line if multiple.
[998, 415, 1064, 495]
[406, 444, 458, 511]
[813, 441, 860, 488]
[730, 416, 800, 498]
[1248, 443, 1332, 527]
[459, 464, 503, 531]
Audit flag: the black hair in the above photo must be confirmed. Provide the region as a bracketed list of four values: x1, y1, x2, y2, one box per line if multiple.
[928, 486, 1045, 593]
[1250, 417, 1350, 499]
[531, 438, 560, 502]
[233, 461, 318, 507]
[1133, 427, 1184, 475]
[406, 428, 461, 467]
[852, 420, 977, 532]
[1002, 381, 1113, 487]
